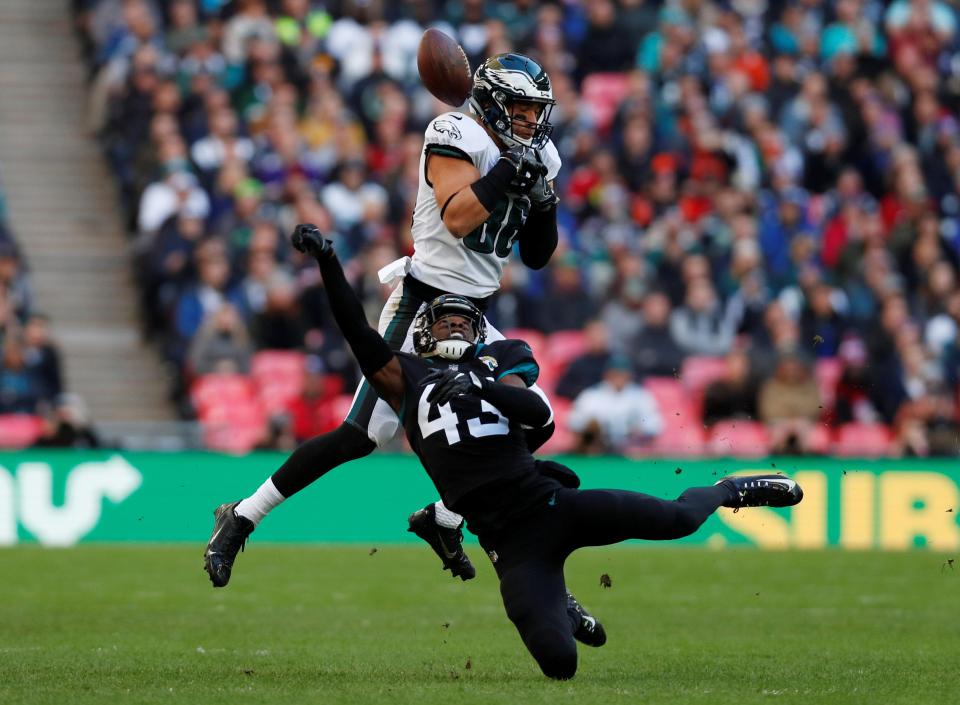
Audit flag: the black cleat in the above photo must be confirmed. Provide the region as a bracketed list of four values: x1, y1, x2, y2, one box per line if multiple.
[567, 592, 606, 647]
[407, 503, 476, 581]
[716, 474, 804, 511]
[203, 501, 254, 588]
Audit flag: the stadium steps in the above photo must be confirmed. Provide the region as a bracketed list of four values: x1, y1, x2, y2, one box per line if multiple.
[0, 0, 176, 424]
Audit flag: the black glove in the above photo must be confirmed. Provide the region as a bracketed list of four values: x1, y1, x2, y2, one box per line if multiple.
[291, 223, 334, 261]
[528, 174, 558, 211]
[499, 146, 548, 196]
[424, 368, 481, 406]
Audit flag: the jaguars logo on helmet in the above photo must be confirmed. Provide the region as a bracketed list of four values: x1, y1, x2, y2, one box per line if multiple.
[412, 295, 487, 361]
[469, 53, 556, 150]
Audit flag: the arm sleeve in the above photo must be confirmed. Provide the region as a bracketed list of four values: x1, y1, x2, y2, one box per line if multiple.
[474, 339, 550, 427]
[517, 205, 558, 270]
[475, 375, 552, 428]
[316, 254, 395, 380]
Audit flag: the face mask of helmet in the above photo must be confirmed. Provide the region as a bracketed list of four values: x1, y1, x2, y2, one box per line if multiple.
[412, 295, 487, 361]
[469, 53, 556, 150]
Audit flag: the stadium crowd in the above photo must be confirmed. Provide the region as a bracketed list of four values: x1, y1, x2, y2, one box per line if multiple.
[0, 165, 97, 448]
[73, 0, 960, 456]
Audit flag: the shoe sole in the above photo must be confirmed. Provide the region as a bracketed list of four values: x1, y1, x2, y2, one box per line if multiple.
[203, 504, 237, 588]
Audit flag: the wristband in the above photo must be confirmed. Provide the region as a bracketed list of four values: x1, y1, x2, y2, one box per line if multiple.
[469, 159, 515, 212]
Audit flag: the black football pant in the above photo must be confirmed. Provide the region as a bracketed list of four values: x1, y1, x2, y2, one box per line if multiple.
[479, 484, 729, 680]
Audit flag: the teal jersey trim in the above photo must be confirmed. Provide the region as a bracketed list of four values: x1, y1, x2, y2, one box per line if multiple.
[496, 361, 539, 386]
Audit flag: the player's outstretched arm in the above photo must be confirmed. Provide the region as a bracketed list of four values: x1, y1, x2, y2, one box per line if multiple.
[291, 224, 404, 410]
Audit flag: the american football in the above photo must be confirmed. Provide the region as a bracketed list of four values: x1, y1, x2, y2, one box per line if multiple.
[417, 28, 472, 107]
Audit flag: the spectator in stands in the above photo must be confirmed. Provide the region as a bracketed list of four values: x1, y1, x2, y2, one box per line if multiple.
[0, 335, 41, 414]
[22, 314, 63, 404]
[576, 0, 636, 80]
[599, 255, 647, 354]
[758, 350, 822, 455]
[0, 242, 32, 321]
[188, 303, 253, 375]
[250, 270, 304, 349]
[539, 255, 595, 333]
[286, 356, 340, 442]
[568, 355, 662, 455]
[35, 393, 101, 449]
[173, 241, 247, 349]
[632, 290, 684, 378]
[799, 280, 849, 358]
[669, 277, 736, 357]
[141, 207, 206, 333]
[833, 336, 882, 426]
[937, 291, 960, 386]
[319, 158, 389, 236]
[138, 164, 210, 236]
[486, 264, 543, 332]
[702, 349, 760, 427]
[191, 107, 256, 189]
[556, 319, 612, 400]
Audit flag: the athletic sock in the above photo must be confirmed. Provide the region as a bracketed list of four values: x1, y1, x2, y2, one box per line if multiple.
[235, 478, 285, 526]
[434, 501, 464, 528]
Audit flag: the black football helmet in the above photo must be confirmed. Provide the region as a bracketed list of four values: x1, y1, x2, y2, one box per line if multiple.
[469, 53, 555, 149]
[412, 295, 486, 360]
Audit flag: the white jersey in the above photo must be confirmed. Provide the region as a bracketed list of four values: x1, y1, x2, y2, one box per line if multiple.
[408, 111, 561, 299]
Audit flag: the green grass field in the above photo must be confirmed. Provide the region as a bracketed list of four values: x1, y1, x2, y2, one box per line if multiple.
[0, 546, 956, 705]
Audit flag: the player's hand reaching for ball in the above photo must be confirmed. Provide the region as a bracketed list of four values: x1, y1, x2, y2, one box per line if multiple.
[291, 223, 334, 260]
[498, 146, 548, 196]
[425, 369, 482, 406]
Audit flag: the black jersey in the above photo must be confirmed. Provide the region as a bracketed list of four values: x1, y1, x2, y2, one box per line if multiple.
[395, 339, 562, 534]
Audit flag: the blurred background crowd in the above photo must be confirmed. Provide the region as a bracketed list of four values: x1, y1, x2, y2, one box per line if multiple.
[0, 164, 99, 447]
[52, 0, 960, 456]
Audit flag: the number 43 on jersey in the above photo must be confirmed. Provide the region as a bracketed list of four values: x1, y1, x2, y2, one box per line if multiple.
[417, 383, 509, 444]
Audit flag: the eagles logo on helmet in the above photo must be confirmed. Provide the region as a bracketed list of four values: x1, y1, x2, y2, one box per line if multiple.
[469, 53, 556, 150]
[412, 295, 487, 361]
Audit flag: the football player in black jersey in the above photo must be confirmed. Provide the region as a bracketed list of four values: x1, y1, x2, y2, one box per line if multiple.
[244, 225, 805, 680]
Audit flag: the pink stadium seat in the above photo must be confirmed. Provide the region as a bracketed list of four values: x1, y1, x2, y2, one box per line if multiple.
[581, 73, 629, 134]
[815, 357, 843, 412]
[251, 350, 306, 384]
[833, 423, 893, 458]
[200, 398, 265, 425]
[0, 414, 45, 448]
[545, 330, 588, 369]
[644, 377, 698, 423]
[502, 328, 547, 360]
[681, 356, 728, 398]
[201, 399, 267, 453]
[258, 382, 300, 414]
[190, 374, 255, 414]
[807, 424, 833, 455]
[203, 423, 264, 454]
[649, 423, 707, 457]
[535, 357, 560, 396]
[707, 421, 771, 458]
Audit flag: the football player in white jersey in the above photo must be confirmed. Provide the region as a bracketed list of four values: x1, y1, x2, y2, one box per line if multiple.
[205, 53, 566, 588]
